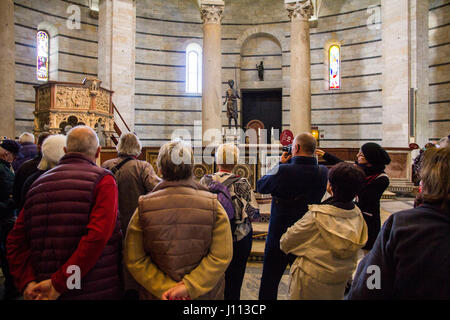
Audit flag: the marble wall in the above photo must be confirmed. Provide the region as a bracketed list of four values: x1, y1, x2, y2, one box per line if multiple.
[11, 0, 449, 144]
[14, 0, 97, 137]
[428, 0, 450, 142]
[135, 0, 386, 147]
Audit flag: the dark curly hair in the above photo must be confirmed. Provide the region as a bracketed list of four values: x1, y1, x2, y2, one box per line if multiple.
[328, 162, 366, 202]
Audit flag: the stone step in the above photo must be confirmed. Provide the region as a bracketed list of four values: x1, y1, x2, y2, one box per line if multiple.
[248, 239, 266, 262]
[381, 190, 396, 200]
[250, 221, 268, 262]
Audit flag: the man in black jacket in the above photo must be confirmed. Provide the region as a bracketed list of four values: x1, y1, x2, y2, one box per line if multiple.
[257, 133, 328, 300]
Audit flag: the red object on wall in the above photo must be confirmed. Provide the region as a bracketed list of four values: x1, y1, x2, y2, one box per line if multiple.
[280, 130, 294, 146]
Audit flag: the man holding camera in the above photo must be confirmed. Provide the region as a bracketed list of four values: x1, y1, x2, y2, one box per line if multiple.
[257, 133, 328, 300]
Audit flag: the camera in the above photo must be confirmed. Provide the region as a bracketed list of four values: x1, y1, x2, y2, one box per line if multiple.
[282, 144, 292, 155]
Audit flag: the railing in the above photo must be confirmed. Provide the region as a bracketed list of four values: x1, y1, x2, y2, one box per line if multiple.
[111, 103, 133, 145]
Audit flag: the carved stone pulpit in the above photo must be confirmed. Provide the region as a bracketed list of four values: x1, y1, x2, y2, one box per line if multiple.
[33, 78, 115, 147]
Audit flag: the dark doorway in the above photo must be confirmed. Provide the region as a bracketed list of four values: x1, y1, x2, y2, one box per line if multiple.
[241, 89, 282, 143]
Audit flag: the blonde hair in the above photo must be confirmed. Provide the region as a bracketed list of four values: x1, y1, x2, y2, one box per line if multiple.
[157, 141, 193, 181]
[420, 147, 450, 212]
[215, 143, 239, 166]
[117, 133, 142, 157]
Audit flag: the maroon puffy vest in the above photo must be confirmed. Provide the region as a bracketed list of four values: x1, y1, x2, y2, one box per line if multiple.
[23, 153, 123, 300]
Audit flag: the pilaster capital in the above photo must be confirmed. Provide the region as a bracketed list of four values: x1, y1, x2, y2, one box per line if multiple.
[200, 3, 224, 24]
[285, 0, 314, 21]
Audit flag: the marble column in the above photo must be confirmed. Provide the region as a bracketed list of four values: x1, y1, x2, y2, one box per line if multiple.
[200, 1, 224, 146]
[410, 0, 429, 148]
[0, 0, 15, 138]
[381, 0, 410, 148]
[286, 0, 313, 136]
[98, 0, 136, 133]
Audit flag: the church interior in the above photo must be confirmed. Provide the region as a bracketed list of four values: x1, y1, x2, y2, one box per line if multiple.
[0, 0, 449, 301]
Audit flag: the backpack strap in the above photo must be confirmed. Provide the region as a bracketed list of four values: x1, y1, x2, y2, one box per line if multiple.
[222, 175, 242, 188]
[366, 173, 388, 184]
[110, 157, 134, 175]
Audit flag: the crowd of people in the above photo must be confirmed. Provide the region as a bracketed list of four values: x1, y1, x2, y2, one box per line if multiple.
[0, 128, 449, 300]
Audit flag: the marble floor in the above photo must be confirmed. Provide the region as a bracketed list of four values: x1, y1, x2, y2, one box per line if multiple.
[1, 197, 415, 300]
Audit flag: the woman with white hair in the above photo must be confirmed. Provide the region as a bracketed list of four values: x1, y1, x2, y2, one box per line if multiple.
[19, 135, 66, 209]
[200, 143, 261, 300]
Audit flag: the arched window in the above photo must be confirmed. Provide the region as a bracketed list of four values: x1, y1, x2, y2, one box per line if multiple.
[329, 45, 340, 90]
[186, 43, 202, 94]
[37, 30, 49, 82]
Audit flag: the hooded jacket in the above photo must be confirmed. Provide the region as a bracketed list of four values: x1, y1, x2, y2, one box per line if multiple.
[280, 204, 368, 285]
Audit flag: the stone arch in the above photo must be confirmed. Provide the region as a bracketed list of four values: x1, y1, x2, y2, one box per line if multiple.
[37, 21, 59, 81]
[237, 27, 284, 89]
[235, 26, 285, 67]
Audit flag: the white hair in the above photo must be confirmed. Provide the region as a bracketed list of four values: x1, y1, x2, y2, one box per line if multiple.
[215, 143, 240, 166]
[117, 133, 142, 157]
[19, 132, 35, 144]
[37, 135, 67, 170]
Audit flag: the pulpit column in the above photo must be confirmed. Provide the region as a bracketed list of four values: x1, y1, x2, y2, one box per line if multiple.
[200, 1, 224, 146]
[0, 0, 15, 138]
[286, 0, 313, 136]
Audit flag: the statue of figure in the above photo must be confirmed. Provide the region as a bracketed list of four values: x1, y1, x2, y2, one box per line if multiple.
[96, 121, 106, 147]
[223, 80, 240, 130]
[256, 61, 264, 81]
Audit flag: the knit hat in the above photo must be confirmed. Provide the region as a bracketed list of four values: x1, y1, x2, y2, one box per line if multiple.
[361, 142, 391, 166]
[38, 134, 67, 170]
[0, 139, 21, 155]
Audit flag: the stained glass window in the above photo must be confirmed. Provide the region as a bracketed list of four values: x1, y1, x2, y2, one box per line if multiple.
[186, 43, 202, 94]
[329, 45, 340, 90]
[37, 31, 49, 82]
